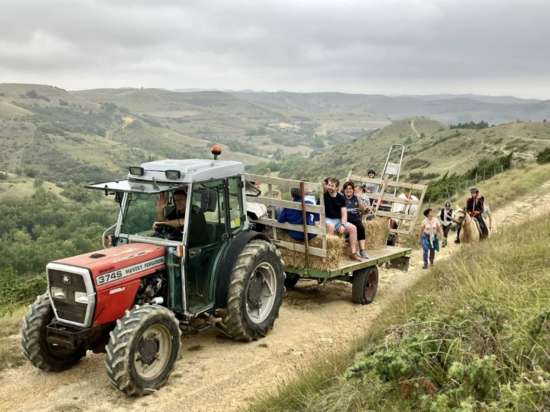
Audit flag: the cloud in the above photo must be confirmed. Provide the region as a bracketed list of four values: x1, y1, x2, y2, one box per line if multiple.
[0, 0, 548, 98]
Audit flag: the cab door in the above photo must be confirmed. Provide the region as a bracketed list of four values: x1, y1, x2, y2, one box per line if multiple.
[185, 179, 229, 313]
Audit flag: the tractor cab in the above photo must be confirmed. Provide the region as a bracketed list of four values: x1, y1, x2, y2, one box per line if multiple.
[87, 158, 247, 315]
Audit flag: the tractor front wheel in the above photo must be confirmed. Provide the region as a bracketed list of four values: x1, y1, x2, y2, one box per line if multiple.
[105, 305, 181, 396]
[352, 267, 379, 304]
[224, 240, 284, 341]
[21, 293, 86, 371]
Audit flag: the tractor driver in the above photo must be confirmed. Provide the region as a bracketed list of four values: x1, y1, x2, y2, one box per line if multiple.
[153, 189, 187, 231]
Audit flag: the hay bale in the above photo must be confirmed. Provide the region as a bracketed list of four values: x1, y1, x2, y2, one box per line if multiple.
[363, 217, 389, 249]
[277, 231, 346, 270]
[274, 217, 389, 270]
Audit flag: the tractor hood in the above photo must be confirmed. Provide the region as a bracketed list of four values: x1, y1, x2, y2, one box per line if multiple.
[52, 243, 166, 290]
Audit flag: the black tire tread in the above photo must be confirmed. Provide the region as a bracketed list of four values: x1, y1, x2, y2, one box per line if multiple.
[224, 240, 284, 342]
[104, 304, 181, 396]
[352, 267, 379, 305]
[21, 293, 84, 372]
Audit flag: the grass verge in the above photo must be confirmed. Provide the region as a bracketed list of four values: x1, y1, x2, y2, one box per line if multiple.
[249, 212, 550, 411]
[455, 163, 550, 209]
[0, 307, 26, 372]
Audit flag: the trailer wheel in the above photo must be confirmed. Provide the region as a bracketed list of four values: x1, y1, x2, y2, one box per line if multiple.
[21, 294, 85, 372]
[224, 240, 284, 341]
[352, 267, 379, 304]
[105, 305, 181, 396]
[284, 273, 300, 289]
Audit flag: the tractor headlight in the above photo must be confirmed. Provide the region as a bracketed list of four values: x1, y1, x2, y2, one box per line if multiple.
[165, 170, 181, 180]
[74, 291, 89, 304]
[50, 286, 66, 300]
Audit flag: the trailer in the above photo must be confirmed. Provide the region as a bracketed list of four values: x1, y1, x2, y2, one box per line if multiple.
[244, 173, 427, 304]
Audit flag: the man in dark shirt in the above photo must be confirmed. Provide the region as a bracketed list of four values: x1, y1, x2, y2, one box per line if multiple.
[323, 178, 362, 260]
[154, 189, 187, 229]
[466, 188, 488, 238]
[455, 187, 488, 243]
[277, 188, 318, 241]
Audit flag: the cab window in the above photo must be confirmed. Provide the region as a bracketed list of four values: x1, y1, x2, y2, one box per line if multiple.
[228, 177, 244, 231]
[189, 180, 226, 246]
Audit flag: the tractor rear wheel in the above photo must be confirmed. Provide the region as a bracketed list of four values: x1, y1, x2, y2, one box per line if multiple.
[105, 305, 181, 396]
[224, 240, 284, 341]
[21, 293, 85, 371]
[352, 267, 379, 304]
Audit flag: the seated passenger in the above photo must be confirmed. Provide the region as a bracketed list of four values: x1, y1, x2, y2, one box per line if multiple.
[355, 184, 372, 208]
[343, 181, 369, 259]
[392, 188, 418, 216]
[323, 178, 363, 261]
[364, 169, 380, 194]
[277, 188, 317, 241]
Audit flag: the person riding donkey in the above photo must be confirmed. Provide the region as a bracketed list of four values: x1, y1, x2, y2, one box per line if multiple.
[455, 187, 489, 243]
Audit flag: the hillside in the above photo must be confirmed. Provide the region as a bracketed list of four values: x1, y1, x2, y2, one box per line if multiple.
[2, 83, 550, 186]
[267, 118, 550, 181]
[233, 91, 550, 124]
[0, 84, 273, 183]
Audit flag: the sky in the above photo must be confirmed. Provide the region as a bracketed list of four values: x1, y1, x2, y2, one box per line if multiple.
[0, 0, 549, 99]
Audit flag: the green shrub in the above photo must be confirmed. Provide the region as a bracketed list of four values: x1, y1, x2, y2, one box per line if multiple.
[536, 148, 550, 164]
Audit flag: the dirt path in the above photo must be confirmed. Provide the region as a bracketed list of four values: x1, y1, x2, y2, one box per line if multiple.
[2, 191, 550, 412]
[410, 119, 421, 138]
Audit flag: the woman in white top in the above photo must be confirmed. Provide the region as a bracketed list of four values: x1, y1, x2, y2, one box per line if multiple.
[420, 208, 444, 269]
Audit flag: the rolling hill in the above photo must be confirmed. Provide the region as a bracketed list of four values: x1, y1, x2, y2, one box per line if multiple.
[1, 83, 550, 186]
[265, 117, 550, 181]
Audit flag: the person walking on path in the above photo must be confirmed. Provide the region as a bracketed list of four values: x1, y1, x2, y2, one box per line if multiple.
[439, 201, 454, 247]
[420, 208, 444, 269]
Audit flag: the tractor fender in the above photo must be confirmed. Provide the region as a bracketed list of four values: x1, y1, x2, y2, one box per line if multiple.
[214, 230, 270, 308]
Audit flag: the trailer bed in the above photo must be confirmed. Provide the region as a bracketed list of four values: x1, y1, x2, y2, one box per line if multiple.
[285, 246, 411, 279]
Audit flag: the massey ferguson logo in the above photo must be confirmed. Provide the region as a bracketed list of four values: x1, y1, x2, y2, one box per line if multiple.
[96, 257, 165, 286]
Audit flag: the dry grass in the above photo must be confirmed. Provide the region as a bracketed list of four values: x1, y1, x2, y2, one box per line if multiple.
[0, 307, 26, 371]
[455, 162, 550, 209]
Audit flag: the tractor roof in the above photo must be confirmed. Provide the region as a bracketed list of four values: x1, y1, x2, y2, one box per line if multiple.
[86, 158, 245, 194]
[132, 159, 244, 184]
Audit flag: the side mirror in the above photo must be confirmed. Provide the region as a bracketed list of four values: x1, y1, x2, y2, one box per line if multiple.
[115, 192, 123, 204]
[245, 180, 261, 197]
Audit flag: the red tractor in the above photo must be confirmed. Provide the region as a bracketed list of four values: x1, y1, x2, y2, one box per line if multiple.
[21, 154, 285, 396]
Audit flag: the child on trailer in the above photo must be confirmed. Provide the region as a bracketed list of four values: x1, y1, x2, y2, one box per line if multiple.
[420, 208, 444, 269]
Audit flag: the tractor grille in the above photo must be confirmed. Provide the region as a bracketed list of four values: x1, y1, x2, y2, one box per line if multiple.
[48, 269, 90, 325]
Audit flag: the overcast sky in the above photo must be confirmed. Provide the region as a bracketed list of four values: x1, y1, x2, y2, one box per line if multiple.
[0, 0, 548, 98]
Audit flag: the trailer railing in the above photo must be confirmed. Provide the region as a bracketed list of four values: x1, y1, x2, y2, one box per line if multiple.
[244, 173, 427, 262]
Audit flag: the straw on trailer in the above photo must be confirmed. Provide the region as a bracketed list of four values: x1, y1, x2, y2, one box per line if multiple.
[363, 217, 390, 249]
[277, 231, 346, 270]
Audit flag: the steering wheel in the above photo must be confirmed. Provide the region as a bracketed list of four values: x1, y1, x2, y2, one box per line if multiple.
[153, 223, 183, 241]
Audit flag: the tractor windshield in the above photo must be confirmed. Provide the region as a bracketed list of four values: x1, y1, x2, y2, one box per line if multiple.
[121, 193, 159, 236]
[119, 186, 189, 242]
